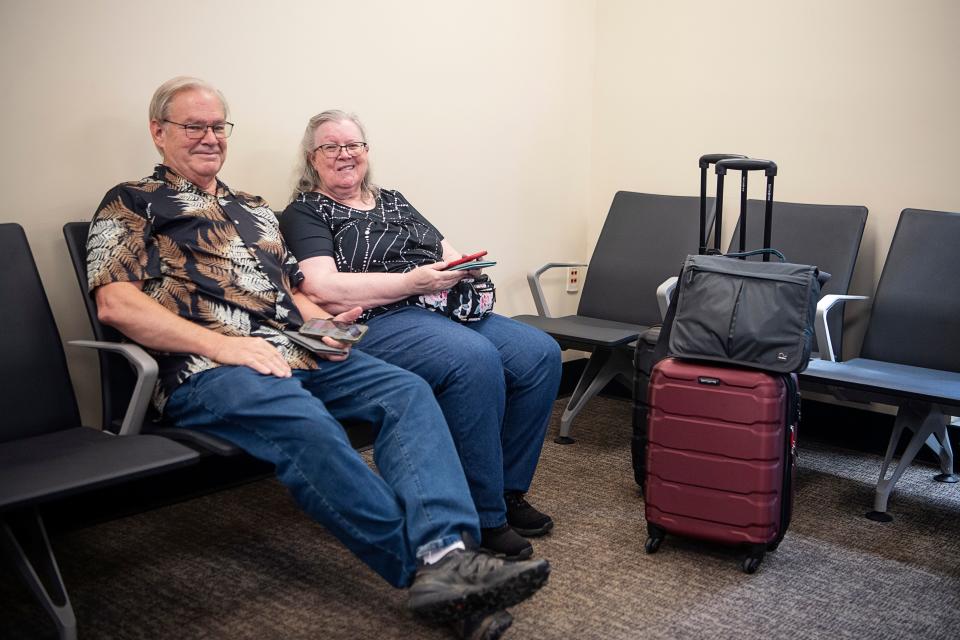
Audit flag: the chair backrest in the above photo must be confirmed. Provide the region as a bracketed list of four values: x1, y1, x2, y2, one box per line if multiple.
[728, 199, 868, 355]
[63, 221, 136, 433]
[577, 192, 713, 327]
[0, 223, 82, 442]
[859, 208, 960, 373]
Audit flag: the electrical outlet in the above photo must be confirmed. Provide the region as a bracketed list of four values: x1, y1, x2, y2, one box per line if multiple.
[566, 267, 580, 293]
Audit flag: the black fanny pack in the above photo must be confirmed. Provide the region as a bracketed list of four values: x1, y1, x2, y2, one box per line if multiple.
[415, 275, 496, 322]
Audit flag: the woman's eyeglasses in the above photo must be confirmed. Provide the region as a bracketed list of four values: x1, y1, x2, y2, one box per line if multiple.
[313, 142, 368, 158]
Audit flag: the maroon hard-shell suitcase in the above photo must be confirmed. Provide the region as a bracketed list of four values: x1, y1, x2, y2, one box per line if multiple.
[644, 357, 798, 573]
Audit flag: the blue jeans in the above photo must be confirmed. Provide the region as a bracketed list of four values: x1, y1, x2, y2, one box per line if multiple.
[358, 308, 562, 528]
[164, 350, 479, 588]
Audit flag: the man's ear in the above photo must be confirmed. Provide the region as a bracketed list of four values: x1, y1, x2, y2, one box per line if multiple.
[149, 119, 164, 147]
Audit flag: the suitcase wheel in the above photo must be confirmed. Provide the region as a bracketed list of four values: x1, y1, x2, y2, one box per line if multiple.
[742, 543, 769, 574]
[742, 556, 762, 574]
[644, 536, 663, 554]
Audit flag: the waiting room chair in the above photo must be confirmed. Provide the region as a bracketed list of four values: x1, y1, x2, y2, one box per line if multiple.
[0, 223, 199, 640]
[801, 208, 960, 521]
[514, 192, 711, 443]
[63, 222, 248, 455]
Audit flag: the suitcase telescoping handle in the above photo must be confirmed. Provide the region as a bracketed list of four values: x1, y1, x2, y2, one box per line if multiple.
[715, 158, 778, 261]
[698, 154, 747, 255]
[715, 158, 778, 176]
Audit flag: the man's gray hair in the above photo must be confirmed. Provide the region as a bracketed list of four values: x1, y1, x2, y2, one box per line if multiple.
[148, 76, 230, 123]
[292, 109, 377, 201]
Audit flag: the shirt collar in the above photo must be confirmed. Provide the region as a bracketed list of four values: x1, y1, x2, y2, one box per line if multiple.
[152, 164, 235, 199]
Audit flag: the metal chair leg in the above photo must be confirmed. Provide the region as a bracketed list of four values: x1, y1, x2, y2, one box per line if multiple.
[867, 404, 950, 522]
[929, 414, 958, 483]
[556, 348, 632, 444]
[1, 509, 78, 640]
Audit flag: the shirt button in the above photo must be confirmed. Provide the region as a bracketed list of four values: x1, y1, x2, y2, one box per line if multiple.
[234, 220, 240, 224]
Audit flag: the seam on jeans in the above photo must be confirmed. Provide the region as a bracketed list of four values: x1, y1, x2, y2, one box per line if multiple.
[318, 374, 435, 529]
[359, 315, 506, 520]
[183, 380, 408, 569]
[500, 344, 556, 385]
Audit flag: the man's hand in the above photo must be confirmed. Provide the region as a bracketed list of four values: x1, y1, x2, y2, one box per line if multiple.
[403, 263, 466, 295]
[313, 306, 364, 362]
[96, 281, 297, 377]
[211, 336, 293, 377]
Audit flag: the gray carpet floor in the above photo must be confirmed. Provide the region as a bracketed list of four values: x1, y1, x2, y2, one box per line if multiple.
[3, 397, 960, 639]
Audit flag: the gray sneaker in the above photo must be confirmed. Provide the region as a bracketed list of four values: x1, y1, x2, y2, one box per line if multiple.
[407, 549, 550, 623]
[450, 609, 514, 640]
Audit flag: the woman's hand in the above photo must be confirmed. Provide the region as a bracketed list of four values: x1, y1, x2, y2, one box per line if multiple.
[314, 306, 364, 362]
[403, 263, 467, 295]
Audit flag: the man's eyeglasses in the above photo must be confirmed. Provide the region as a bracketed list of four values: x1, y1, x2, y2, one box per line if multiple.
[313, 142, 368, 158]
[163, 119, 234, 139]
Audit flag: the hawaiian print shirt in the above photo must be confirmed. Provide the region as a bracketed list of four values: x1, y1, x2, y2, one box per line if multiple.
[87, 164, 318, 413]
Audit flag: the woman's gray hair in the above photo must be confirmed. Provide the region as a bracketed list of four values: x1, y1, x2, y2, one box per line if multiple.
[148, 76, 230, 123]
[292, 109, 377, 201]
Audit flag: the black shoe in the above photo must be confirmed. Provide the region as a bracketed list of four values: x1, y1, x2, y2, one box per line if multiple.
[480, 524, 533, 560]
[450, 609, 514, 640]
[505, 492, 554, 537]
[407, 549, 550, 623]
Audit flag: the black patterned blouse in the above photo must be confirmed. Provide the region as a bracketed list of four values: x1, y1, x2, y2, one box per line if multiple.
[87, 165, 318, 412]
[280, 190, 444, 320]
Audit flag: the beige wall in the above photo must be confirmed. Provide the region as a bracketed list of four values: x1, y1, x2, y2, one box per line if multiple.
[0, 0, 596, 425]
[2, 0, 957, 425]
[592, 0, 960, 355]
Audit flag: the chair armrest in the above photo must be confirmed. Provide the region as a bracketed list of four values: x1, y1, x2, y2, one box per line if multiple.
[527, 262, 588, 318]
[69, 340, 157, 436]
[656, 277, 678, 322]
[814, 295, 868, 362]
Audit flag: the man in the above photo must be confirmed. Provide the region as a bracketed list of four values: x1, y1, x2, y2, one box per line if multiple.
[87, 76, 548, 639]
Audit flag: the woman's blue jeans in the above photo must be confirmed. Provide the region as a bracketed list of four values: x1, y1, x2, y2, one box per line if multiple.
[359, 308, 562, 529]
[164, 350, 479, 588]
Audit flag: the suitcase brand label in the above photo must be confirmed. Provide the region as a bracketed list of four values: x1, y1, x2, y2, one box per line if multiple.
[697, 376, 721, 385]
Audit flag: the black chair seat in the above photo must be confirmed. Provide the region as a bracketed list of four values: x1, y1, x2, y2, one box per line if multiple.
[142, 424, 246, 456]
[0, 428, 198, 512]
[512, 313, 644, 349]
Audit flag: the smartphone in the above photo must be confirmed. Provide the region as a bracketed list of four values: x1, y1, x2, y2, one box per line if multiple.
[442, 251, 488, 270]
[300, 318, 369, 344]
[447, 260, 497, 272]
[283, 330, 348, 356]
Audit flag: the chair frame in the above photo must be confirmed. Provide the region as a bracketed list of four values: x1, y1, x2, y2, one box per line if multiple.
[802, 208, 960, 521]
[807, 294, 960, 520]
[518, 192, 713, 444]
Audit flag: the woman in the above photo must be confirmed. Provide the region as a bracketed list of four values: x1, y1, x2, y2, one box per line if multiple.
[280, 111, 562, 561]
